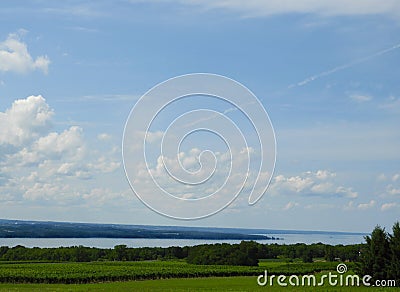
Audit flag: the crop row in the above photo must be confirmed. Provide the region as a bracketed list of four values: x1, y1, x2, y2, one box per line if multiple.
[0, 261, 349, 284]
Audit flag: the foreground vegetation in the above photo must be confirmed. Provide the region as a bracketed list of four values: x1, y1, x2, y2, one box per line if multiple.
[0, 260, 343, 284]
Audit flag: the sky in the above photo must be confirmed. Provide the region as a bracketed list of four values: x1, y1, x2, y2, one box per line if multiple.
[0, 0, 399, 233]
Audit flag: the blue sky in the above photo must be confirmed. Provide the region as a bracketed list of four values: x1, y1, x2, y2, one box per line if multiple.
[0, 0, 399, 232]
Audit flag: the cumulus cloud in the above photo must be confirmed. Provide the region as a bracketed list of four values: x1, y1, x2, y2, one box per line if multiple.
[269, 170, 357, 198]
[88, 156, 120, 173]
[0, 95, 53, 147]
[379, 173, 400, 197]
[23, 182, 79, 201]
[129, 144, 360, 217]
[0, 95, 121, 204]
[0, 31, 50, 74]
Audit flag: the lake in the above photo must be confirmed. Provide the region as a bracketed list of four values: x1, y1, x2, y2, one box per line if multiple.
[0, 232, 366, 248]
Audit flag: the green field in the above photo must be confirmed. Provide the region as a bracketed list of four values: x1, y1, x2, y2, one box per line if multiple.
[0, 260, 341, 284]
[0, 276, 399, 292]
[0, 261, 398, 291]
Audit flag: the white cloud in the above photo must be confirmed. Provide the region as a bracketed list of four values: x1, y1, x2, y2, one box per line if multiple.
[386, 185, 400, 196]
[97, 133, 112, 141]
[283, 201, 298, 210]
[0, 95, 53, 147]
[145, 131, 164, 144]
[336, 186, 358, 199]
[381, 202, 399, 211]
[269, 170, 357, 198]
[357, 200, 376, 210]
[0, 95, 122, 205]
[315, 169, 336, 180]
[0, 31, 50, 74]
[34, 126, 86, 160]
[82, 188, 126, 205]
[88, 156, 121, 173]
[23, 182, 79, 201]
[126, 146, 268, 217]
[377, 173, 400, 197]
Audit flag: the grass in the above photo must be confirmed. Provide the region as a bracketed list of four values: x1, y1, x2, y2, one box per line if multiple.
[0, 276, 399, 291]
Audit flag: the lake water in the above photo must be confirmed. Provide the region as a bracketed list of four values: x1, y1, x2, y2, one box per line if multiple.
[0, 233, 366, 248]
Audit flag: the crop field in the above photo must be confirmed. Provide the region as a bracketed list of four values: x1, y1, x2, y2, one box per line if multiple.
[0, 260, 342, 284]
[0, 261, 398, 291]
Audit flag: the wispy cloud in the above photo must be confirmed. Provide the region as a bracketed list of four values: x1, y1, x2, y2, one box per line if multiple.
[81, 94, 140, 102]
[43, 4, 104, 18]
[147, 0, 400, 18]
[381, 202, 399, 211]
[357, 200, 376, 210]
[289, 42, 400, 88]
[379, 96, 400, 113]
[349, 94, 372, 103]
[65, 26, 99, 33]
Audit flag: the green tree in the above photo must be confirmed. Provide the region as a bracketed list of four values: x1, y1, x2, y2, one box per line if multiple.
[359, 225, 390, 280]
[389, 222, 400, 280]
[302, 249, 313, 263]
[325, 245, 335, 261]
[114, 245, 127, 261]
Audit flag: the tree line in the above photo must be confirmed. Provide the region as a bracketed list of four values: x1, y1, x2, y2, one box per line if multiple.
[0, 241, 362, 266]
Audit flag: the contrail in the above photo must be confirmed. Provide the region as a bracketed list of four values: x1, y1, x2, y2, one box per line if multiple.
[288, 42, 400, 88]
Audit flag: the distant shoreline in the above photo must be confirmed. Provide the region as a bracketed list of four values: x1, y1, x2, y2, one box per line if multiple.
[0, 218, 368, 246]
[0, 219, 284, 240]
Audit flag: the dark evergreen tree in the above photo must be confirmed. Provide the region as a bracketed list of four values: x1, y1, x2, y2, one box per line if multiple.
[389, 222, 400, 281]
[359, 225, 390, 280]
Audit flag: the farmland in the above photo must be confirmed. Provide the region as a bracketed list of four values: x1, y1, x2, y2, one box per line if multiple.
[0, 263, 398, 291]
[0, 260, 341, 284]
